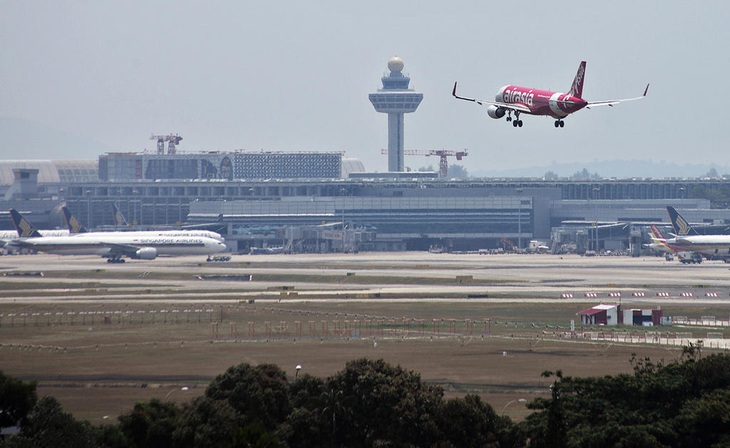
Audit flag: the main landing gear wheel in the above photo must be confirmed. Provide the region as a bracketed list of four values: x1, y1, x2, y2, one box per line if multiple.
[512, 120, 523, 127]
[554, 120, 565, 128]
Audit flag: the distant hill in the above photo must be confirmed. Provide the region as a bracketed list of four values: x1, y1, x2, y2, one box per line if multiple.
[0, 116, 110, 160]
[471, 159, 730, 180]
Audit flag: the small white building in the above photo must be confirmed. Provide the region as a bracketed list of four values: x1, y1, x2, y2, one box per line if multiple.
[577, 303, 620, 326]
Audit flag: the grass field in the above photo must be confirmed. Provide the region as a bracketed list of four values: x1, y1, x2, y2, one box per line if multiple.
[1, 252, 728, 422]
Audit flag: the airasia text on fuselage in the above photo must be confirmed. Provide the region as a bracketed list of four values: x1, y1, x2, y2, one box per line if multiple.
[500, 88, 534, 106]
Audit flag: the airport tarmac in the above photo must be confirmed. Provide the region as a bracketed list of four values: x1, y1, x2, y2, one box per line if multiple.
[2, 251, 729, 423]
[2, 251, 730, 305]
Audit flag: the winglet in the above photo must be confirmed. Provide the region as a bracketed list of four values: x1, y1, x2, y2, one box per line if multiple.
[9, 209, 43, 238]
[643, 83, 650, 97]
[451, 82, 478, 103]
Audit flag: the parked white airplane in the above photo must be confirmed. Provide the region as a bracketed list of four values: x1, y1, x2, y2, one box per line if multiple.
[60, 206, 225, 242]
[9, 209, 227, 263]
[1, 211, 70, 250]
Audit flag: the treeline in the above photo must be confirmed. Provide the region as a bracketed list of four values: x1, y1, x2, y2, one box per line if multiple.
[3, 350, 730, 447]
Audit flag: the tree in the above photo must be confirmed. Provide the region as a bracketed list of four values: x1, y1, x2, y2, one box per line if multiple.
[438, 394, 523, 448]
[4, 396, 95, 448]
[117, 399, 180, 448]
[327, 358, 443, 447]
[281, 374, 327, 448]
[319, 387, 355, 447]
[447, 164, 469, 179]
[521, 353, 730, 447]
[172, 397, 242, 448]
[0, 370, 37, 428]
[674, 389, 730, 447]
[205, 363, 291, 431]
[569, 168, 601, 181]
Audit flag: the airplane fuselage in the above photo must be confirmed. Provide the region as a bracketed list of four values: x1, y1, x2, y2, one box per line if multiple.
[13, 234, 227, 258]
[496, 86, 588, 119]
[69, 230, 225, 243]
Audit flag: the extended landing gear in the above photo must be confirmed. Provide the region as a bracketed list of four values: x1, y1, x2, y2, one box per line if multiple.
[106, 257, 125, 264]
[510, 111, 523, 127]
[554, 119, 565, 128]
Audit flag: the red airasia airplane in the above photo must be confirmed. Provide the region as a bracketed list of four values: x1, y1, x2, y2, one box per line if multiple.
[452, 61, 649, 128]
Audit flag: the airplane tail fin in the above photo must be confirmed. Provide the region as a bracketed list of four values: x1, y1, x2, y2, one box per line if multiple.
[649, 224, 666, 241]
[667, 206, 698, 236]
[111, 203, 128, 227]
[61, 206, 87, 234]
[9, 209, 43, 238]
[568, 61, 586, 99]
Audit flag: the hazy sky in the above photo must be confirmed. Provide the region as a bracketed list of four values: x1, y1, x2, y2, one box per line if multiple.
[2, 1, 728, 174]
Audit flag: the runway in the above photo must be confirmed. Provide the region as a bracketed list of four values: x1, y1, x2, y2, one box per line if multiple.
[2, 252, 730, 305]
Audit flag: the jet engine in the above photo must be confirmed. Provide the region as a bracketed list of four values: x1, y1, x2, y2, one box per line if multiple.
[487, 105, 506, 119]
[133, 247, 158, 260]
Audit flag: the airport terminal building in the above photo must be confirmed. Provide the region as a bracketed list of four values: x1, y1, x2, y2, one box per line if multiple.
[1, 151, 729, 255]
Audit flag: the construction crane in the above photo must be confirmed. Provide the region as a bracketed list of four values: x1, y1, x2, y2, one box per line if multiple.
[150, 134, 183, 155]
[380, 149, 468, 178]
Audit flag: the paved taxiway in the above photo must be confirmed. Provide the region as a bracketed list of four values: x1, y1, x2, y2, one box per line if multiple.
[2, 252, 730, 306]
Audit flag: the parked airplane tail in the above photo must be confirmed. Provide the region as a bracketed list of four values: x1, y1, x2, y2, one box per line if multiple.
[111, 203, 128, 227]
[666, 206, 699, 236]
[61, 206, 88, 234]
[568, 61, 586, 99]
[649, 224, 666, 241]
[9, 209, 44, 238]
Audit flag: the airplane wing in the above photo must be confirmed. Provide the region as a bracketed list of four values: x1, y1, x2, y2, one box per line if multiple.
[452, 82, 532, 113]
[586, 84, 650, 108]
[103, 242, 149, 258]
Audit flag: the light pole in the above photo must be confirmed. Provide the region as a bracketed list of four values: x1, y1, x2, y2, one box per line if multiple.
[164, 386, 189, 401]
[516, 188, 524, 249]
[132, 189, 140, 227]
[501, 398, 527, 416]
[85, 189, 92, 229]
[592, 187, 600, 252]
[340, 188, 347, 253]
[295, 364, 302, 378]
[679, 187, 685, 209]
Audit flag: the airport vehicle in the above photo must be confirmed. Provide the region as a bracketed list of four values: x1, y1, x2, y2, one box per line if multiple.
[60, 206, 225, 243]
[452, 61, 649, 127]
[10, 209, 227, 263]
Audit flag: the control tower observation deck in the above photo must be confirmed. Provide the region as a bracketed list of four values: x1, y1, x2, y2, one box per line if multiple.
[369, 57, 423, 172]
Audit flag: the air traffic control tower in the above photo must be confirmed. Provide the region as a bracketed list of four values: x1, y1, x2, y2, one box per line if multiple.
[369, 57, 423, 172]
